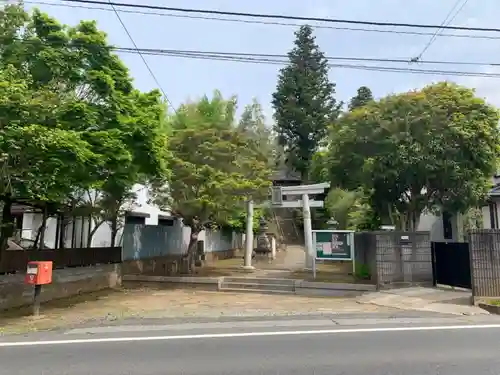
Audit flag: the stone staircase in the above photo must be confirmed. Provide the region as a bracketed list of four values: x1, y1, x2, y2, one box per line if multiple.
[219, 276, 296, 294]
[271, 207, 303, 245]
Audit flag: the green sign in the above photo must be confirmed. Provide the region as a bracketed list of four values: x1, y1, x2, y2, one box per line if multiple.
[313, 230, 353, 260]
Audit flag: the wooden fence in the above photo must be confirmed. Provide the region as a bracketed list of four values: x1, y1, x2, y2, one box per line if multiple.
[0, 247, 122, 274]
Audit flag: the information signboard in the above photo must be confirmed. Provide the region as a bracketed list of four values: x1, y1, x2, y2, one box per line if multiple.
[313, 230, 353, 260]
[312, 230, 355, 279]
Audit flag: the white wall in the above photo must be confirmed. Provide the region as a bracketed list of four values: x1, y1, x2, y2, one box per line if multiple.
[127, 184, 170, 226]
[481, 199, 500, 229]
[418, 211, 459, 242]
[20, 183, 170, 248]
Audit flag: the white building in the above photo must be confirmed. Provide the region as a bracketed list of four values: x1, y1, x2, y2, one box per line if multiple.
[12, 184, 172, 249]
[480, 174, 500, 230]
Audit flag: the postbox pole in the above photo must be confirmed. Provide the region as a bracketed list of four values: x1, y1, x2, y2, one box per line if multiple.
[33, 284, 42, 316]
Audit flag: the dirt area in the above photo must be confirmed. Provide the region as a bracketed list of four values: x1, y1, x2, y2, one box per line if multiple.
[0, 285, 387, 335]
[199, 255, 362, 283]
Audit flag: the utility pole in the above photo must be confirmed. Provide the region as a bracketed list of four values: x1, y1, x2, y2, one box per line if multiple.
[243, 199, 255, 270]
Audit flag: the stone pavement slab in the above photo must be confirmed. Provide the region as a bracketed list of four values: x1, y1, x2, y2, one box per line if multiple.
[358, 287, 486, 316]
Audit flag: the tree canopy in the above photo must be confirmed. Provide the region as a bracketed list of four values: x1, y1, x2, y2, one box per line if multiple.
[272, 25, 340, 181]
[153, 91, 271, 270]
[0, 3, 169, 251]
[348, 86, 374, 111]
[328, 82, 500, 229]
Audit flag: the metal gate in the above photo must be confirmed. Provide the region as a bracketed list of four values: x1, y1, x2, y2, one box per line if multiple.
[431, 242, 472, 289]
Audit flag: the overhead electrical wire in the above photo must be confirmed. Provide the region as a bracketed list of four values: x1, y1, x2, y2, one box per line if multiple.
[112, 47, 500, 68]
[112, 48, 500, 79]
[26, 1, 500, 41]
[8, 38, 500, 78]
[105, 0, 175, 110]
[57, 0, 500, 33]
[413, 0, 470, 61]
[10, 0, 500, 79]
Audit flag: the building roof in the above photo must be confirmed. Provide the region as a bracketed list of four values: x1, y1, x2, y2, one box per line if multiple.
[490, 184, 500, 197]
[271, 168, 301, 182]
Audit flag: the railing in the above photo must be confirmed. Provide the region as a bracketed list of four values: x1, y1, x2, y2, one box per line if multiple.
[0, 247, 122, 274]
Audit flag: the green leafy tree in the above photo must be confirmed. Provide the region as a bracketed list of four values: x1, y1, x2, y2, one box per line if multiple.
[329, 82, 500, 229]
[0, 3, 169, 249]
[348, 86, 373, 111]
[324, 188, 360, 229]
[0, 65, 97, 254]
[154, 92, 271, 272]
[237, 98, 275, 168]
[309, 150, 330, 183]
[272, 25, 340, 181]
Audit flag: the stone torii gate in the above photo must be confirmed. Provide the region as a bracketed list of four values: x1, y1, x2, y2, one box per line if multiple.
[243, 182, 330, 270]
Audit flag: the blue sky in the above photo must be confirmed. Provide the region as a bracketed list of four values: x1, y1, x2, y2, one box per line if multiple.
[21, 0, 500, 119]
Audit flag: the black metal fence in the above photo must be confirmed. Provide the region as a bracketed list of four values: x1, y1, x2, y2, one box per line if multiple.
[468, 230, 500, 301]
[431, 242, 471, 289]
[355, 231, 432, 287]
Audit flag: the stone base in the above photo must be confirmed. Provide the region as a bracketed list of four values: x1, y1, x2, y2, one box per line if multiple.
[240, 265, 256, 272]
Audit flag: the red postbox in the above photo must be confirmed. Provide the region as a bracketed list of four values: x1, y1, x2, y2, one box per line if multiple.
[25, 261, 53, 285]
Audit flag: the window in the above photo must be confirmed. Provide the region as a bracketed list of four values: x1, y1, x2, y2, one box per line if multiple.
[442, 211, 453, 240]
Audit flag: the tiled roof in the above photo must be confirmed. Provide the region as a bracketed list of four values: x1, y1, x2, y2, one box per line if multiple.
[271, 168, 301, 181]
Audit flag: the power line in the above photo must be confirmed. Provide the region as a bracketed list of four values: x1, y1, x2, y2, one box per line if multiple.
[112, 48, 500, 79]
[58, 0, 500, 33]
[106, 0, 175, 111]
[113, 47, 500, 67]
[111, 47, 500, 68]
[11, 37, 500, 69]
[27, 1, 500, 41]
[414, 0, 469, 61]
[7, 37, 500, 77]
[14, 35, 500, 67]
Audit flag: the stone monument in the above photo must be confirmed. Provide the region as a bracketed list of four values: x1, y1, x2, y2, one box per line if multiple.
[254, 216, 271, 256]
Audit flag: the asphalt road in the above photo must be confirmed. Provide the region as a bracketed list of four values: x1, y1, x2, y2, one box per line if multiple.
[1, 324, 500, 375]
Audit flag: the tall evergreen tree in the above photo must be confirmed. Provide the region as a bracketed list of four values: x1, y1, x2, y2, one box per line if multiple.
[272, 25, 339, 181]
[348, 86, 374, 111]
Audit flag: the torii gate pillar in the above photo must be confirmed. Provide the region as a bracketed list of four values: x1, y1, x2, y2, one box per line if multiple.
[270, 182, 330, 269]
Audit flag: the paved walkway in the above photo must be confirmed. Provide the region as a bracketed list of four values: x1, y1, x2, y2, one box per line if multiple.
[357, 286, 487, 316]
[253, 245, 306, 271]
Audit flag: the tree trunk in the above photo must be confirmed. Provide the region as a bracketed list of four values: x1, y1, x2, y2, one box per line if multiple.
[40, 208, 47, 249]
[180, 216, 204, 274]
[59, 213, 67, 249]
[110, 216, 118, 247]
[0, 196, 14, 262]
[34, 207, 48, 250]
[300, 170, 308, 184]
[180, 228, 200, 274]
[87, 218, 105, 247]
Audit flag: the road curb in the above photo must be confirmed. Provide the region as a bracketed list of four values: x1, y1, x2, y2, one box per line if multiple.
[122, 275, 376, 296]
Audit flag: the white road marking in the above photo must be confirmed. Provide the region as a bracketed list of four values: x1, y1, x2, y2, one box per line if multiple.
[2, 324, 500, 347]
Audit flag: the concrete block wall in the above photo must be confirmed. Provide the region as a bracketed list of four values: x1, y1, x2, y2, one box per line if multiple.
[0, 264, 121, 311]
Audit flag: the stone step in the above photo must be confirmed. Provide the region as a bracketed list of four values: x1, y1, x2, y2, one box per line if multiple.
[222, 277, 296, 286]
[220, 281, 295, 293]
[219, 287, 293, 295]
